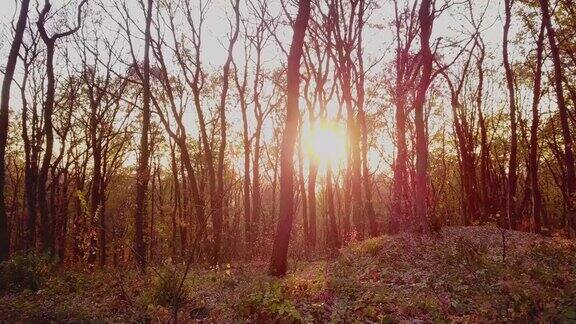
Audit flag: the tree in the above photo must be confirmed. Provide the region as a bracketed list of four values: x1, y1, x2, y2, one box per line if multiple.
[503, 0, 518, 229]
[18, 27, 41, 251]
[133, 0, 153, 271]
[413, 0, 434, 232]
[77, 30, 130, 265]
[302, 7, 338, 247]
[472, 8, 491, 224]
[330, 0, 365, 239]
[528, 22, 545, 233]
[538, 0, 576, 235]
[149, 0, 205, 259]
[233, 39, 252, 244]
[439, 38, 481, 225]
[354, 0, 378, 237]
[269, 0, 311, 277]
[36, 0, 87, 254]
[390, 0, 419, 232]
[214, 0, 241, 263]
[0, 0, 31, 261]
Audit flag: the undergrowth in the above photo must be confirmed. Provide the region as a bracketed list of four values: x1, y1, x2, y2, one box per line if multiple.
[1, 227, 575, 323]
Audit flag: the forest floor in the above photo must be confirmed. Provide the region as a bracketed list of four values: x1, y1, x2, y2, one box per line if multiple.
[1, 226, 576, 323]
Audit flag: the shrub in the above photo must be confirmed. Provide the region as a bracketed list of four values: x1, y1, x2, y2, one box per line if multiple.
[0, 252, 51, 292]
[352, 237, 384, 257]
[239, 282, 302, 322]
[149, 266, 189, 309]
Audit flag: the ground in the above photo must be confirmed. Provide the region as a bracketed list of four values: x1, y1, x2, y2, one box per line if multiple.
[1, 226, 576, 323]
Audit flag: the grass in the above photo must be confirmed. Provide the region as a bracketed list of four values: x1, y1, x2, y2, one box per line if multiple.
[1, 226, 575, 322]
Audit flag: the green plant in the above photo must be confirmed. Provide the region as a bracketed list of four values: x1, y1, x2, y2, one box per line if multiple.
[353, 238, 384, 257]
[442, 238, 487, 270]
[149, 266, 189, 309]
[239, 282, 302, 322]
[0, 252, 51, 292]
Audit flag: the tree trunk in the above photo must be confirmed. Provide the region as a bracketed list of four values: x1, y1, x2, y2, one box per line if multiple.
[36, 0, 86, 256]
[355, 0, 376, 237]
[240, 84, 251, 243]
[214, 0, 240, 263]
[325, 165, 339, 250]
[307, 163, 317, 248]
[297, 135, 309, 246]
[475, 37, 490, 223]
[179, 156, 188, 259]
[529, 23, 545, 233]
[503, 0, 518, 230]
[392, 93, 409, 232]
[37, 43, 56, 254]
[134, 0, 153, 271]
[0, 0, 31, 260]
[359, 108, 376, 236]
[413, 0, 434, 233]
[343, 79, 363, 239]
[89, 96, 103, 265]
[343, 168, 352, 237]
[538, 0, 576, 234]
[269, 0, 311, 277]
[169, 143, 179, 259]
[252, 124, 262, 239]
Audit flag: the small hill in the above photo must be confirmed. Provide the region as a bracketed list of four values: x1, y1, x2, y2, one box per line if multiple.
[1, 226, 575, 322]
[320, 226, 576, 322]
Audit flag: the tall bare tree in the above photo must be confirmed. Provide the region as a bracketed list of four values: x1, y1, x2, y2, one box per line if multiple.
[502, 0, 518, 229]
[413, 0, 434, 232]
[390, 0, 419, 232]
[133, 0, 153, 270]
[214, 0, 241, 262]
[529, 22, 545, 233]
[538, 0, 576, 234]
[269, 0, 311, 277]
[0, 0, 31, 260]
[36, 0, 87, 254]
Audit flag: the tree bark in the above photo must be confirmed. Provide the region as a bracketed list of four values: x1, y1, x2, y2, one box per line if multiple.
[529, 23, 545, 233]
[37, 43, 56, 253]
[355, 0, 377, 237]
[214, 0, 240, 262]
[236, 64, 251, 243]
[36, 0, 86, 255]
[0, 0, 31, 260]
[269, 0, 311, 277]
[390, 0, 417, 233]
[503, 0, 518, 229]
[413, 0, 434, 233]
[325, 165, 340, 250]
[297, 135, 309, 246]
[307, 163, 317, 247]
[475, 35, 491, 223]
[252, 124, 262, 239]
[538, 0, 576, 234]
[134, 0, 153, 271]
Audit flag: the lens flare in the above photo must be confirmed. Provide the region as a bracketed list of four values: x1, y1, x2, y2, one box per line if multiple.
[301, 120, 347, 170]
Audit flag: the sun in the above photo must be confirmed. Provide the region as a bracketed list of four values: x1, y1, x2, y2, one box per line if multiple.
[301, 120, 347, 170]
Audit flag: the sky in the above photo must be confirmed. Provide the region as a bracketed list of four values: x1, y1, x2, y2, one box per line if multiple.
[0, 0, 531, 175]
[1, 0, 512, 87]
